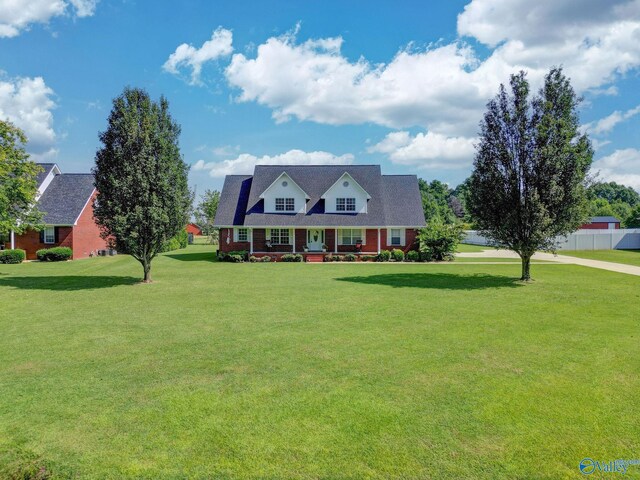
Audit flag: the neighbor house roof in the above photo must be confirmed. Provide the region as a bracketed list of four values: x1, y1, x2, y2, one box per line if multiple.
[37, 174, 96, 225]
[36, 163, 57, 187]
[589, 216, 620, 223]
[214, 165, 426, 227]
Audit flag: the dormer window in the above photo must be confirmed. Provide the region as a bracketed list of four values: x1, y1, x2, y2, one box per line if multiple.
[336, 198, 356, 212]
[276, 198, 295, 211]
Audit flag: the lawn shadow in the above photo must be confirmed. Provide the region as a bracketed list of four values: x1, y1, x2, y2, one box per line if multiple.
[163, 251, 216, 262]
[0, 275, 140, 291]
[336, 272, 522, 290]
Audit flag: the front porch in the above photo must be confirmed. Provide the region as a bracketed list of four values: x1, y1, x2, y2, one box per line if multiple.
[219, 226, 418, 257]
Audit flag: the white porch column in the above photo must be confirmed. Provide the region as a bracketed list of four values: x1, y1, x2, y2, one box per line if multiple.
[334, 228, 338, 253]
[10, 230, 15, 250]
[377, 228, 381, 254]
[249, 228, 253, 254]
[292, 228, 296, 253]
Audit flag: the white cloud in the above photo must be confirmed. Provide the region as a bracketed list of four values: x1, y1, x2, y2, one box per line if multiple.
[163, 27, 233, 85]
[583, 104, 640, 136]
[0, 75, 57, 158]
[193, 149, 354, 177]
[224, 1, 640, 139]
[592, 148, 640, 191]
[0, 0, 98, 37]
[368, 131, 476, 169]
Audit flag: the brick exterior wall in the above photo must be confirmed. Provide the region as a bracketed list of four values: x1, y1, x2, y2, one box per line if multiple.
[10, 226, 73, 260]
[219, 228, 251, 252]
[380, 228, 419, 253]
[72, 191, 109, 259]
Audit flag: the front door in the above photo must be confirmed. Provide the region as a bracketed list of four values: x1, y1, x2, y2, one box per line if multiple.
[307, 229, 324, 251]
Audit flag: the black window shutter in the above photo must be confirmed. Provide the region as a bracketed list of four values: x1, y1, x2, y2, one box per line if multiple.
[54, 227, 59, 243]
[39, 230, 44, 243]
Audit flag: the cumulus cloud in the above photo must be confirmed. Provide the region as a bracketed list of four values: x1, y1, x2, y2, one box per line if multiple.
[193, 149, 354, 177]
[592, 148, 640, 191]
[163, 27, 233, 85]
[0, 0, 98, 37]
[368, 131, 476, 169]
[0, 75, 57, 158]
[225, 0, 640, 139]
[583, 104, 640, 136]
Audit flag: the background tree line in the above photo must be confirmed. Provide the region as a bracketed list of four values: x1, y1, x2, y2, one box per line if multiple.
[419, 177, 640, 228]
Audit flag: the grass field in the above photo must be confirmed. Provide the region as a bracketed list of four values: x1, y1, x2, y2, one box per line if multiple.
[455, 243, 490, 253]
[560, 249, 640, 267]
[1, 245, 639, 479]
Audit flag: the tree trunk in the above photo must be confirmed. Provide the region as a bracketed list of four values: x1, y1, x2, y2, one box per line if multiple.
[142, 260, 152, 283]
[520, 255, 532, 281]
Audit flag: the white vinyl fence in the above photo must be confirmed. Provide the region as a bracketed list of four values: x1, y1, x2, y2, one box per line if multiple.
[464, 229, 640, 251]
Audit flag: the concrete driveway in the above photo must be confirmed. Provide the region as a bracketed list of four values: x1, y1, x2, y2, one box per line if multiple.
[457, 249, 640, 276]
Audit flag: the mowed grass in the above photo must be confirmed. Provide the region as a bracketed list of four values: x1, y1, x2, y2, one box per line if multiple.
[455, 243, 490, 253]
[560, 249, 640, 267]
[1, 246, 639, 479]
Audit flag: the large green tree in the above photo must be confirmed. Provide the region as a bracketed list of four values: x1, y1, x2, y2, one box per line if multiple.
[0, 120, 43, 238]
[93, 88, 192, 282]
[469, 68, 592, 281]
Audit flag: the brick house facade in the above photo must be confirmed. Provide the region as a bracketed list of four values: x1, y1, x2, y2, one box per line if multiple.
[214, 165, 426, 260]
[3, 163, 108, 260]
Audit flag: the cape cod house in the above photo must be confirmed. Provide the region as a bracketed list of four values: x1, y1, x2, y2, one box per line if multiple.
[2, 163, 108, 260]
[213, 165, 426, 260]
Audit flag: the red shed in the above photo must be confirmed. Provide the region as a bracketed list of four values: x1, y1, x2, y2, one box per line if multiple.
[186, 223, 203, 235]
[580, 216, 621, 230]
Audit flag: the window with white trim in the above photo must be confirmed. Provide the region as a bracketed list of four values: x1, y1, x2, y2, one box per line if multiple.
[44, 226, 55, 244]
[235, 228, 248, 242]
[339, 229, 363, 245]
[336, 197, 356, 212]
[269, 228, 290, 244]
[275, 198, 295, 211]
[390, 228, 402, 246]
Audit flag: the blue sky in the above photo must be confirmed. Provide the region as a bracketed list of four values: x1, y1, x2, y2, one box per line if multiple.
[1, 0, 639, 198]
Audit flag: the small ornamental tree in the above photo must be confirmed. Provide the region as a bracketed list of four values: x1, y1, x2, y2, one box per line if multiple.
[0, 120, 43, 236]
[469, 68, 592, 281]
[418, 220, 464, 261]
[93, 88, 192, 282]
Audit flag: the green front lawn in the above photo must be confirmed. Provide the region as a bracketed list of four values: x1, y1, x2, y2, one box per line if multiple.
[1, 245, 638, 479]
[456, 243, 490, 252]
[560, 249, 640, 267]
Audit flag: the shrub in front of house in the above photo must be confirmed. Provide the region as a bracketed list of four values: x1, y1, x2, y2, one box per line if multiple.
[261, 255, 272, 262]
[391, 249, 405, 262]
[418, 221, 463, 262]
[36, 247, 73, 262]
[0, 249, 26, 264]
[406, 250, 420, 262]
[360, 254, 377, 262]
[249, 255, 259, 263]
[344, 253, 356, 262]
[377, 250, 391, 262]
[226, 254, 244, 263]
[281, 254, 303, 262]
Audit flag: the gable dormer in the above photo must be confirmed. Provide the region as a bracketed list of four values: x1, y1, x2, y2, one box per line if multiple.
[321, 172, 370, 214]
[36, 163, 62, 200]
[260, 172, 309, 214]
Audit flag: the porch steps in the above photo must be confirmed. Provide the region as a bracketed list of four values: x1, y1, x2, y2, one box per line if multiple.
[306, 254, 324, 263]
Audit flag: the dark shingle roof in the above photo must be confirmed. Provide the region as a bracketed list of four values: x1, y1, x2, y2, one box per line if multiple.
[589, 216, 620, 223]
[36, 163, 56, 187]
[37, 174, 96, 225]
[214, 165, 426, 227]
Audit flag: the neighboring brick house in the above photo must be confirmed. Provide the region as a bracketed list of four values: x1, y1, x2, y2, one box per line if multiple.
[3, 163, 108, 260]
[580, 216, 621, 230]
[213, 165, 426, 260]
